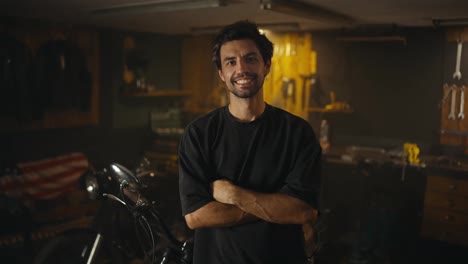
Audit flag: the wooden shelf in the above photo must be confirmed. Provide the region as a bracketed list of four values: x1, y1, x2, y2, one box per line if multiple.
[145, 151, 178, 161]
[307, 107, 353, 113]
[122, 89, 192, 97]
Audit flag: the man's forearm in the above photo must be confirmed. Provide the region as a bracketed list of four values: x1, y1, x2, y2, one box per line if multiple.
[212, 180, 317, 225]
[184, 201, 258, 229]
[234, 189, 317, 224]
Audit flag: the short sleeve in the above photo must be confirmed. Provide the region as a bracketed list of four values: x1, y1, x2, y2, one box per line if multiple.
[279, 122, 322, 209]
[178, 125, 214, 216]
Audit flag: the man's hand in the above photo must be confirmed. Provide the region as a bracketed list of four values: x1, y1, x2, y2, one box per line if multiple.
[211, 179, 238, 205]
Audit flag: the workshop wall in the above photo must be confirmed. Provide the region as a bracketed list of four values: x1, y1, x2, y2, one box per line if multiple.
[102, 30, 183, 129]
[312, 27, 447, 149]
[263, 32, 317, 120]
[1, 26, 182, 169]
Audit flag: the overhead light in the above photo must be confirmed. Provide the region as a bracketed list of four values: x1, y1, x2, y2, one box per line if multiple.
[258, 22, 300, 32]
[190, 25, 222, 35]
[92, 0, 229, 16]
[432, 18, 468, 27]
[190, 22, 300, 35]
[335, 24, 406, 44]
[336, 36, 407, 44]
[260, 0, 354, 26]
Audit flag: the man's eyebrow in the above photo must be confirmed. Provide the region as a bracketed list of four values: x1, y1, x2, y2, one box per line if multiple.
[244, 52, 258, 57]
[222, 52, 258, 62]
[223, 56, 236, 62]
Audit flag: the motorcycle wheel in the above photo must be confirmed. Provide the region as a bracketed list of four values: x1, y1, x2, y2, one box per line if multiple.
[33, 228, 126, 264]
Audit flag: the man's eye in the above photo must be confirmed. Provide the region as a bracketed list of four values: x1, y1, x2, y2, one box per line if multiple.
[247, 57, 257, 62]
[226, 60, 235, 66]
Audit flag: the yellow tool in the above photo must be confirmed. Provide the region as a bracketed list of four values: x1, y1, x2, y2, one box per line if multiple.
[403, 143, 420, 165]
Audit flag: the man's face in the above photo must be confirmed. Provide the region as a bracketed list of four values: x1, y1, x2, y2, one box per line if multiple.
[218, 39, 271, 99]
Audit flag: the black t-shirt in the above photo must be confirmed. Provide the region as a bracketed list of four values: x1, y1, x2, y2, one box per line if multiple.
[178, 103, 321, 264]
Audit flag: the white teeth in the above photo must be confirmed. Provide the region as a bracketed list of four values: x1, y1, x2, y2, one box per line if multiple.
[235, 79, 251, 84]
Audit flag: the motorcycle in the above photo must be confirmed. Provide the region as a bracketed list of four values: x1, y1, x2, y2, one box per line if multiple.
[33, 159, 193, 264]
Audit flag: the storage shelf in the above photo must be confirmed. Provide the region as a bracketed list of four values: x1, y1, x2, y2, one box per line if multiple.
[123, 89, 192, 97]
[145, 151, 178, 161]
[307, 107, 353, 113]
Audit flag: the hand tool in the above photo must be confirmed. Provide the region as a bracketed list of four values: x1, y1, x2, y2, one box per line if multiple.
[458, 86, 465, 120]
[448, 85, 457, 120]
[300, 74, 313, 109]
[453, 40, 463, 80]
[439, 84, 451, 108]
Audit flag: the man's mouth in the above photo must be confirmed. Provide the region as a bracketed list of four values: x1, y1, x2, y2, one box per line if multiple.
[233, 74, 256, 86]
[234, 78, 253, 85]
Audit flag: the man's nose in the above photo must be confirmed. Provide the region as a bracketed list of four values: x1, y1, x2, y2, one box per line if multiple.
[236, 59, 248, 72]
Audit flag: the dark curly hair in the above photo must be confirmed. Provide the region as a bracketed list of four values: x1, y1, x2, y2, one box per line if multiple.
[212, 20, 274, 70]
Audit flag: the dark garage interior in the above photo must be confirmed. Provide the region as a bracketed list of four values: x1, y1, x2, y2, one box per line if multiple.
[1, 0, 468, 263]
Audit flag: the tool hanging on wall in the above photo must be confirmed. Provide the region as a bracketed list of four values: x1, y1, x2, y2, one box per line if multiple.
[458, 86, 465, 120]
[439, 83, 468, 148]
[299, 75, 312, 116]
[281, 77, 296, 106]
[439, 83, 451, 108]
[300, 74, 327, 108]
[453, 39, 463, 80]
[448, 85, 457, 120]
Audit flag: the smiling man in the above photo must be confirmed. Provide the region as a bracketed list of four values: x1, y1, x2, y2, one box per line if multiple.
[178, 20, 322, 264]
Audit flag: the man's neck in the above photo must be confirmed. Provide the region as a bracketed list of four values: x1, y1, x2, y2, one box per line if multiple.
[228, 96, 265, 122]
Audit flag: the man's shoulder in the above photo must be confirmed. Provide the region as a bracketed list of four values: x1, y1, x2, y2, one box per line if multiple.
[268, 104, 310, 126]
[185, 106, 226, 131]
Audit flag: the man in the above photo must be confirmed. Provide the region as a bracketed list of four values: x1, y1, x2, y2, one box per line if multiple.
[178, 20, 321, 264]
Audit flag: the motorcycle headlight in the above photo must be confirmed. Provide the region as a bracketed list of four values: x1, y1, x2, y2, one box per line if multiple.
[84, 172, 100, 200]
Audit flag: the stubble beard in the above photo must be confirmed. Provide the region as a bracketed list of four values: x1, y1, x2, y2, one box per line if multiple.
[227, 73, 263, 99]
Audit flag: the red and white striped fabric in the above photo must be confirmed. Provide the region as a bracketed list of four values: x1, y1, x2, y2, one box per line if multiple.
[0, 152, 89, 200]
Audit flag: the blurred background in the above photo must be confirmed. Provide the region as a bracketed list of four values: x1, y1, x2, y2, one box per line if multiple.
[1, 1, 468, 263]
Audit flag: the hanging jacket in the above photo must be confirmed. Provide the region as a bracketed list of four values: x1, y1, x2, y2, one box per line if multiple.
[32, 39, 92, 119]
[0, 34, 33, 121]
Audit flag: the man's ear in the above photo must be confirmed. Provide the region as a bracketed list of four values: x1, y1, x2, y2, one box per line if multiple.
[218, 69, 226, 82]
[265, 61, 271, 76]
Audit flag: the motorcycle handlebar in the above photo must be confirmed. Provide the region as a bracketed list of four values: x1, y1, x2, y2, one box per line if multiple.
[121, 184, 183, 250]
[121, 183, 145, 204]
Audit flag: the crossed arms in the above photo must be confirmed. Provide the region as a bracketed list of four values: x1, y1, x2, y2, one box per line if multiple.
[184, 179, 318, 230]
